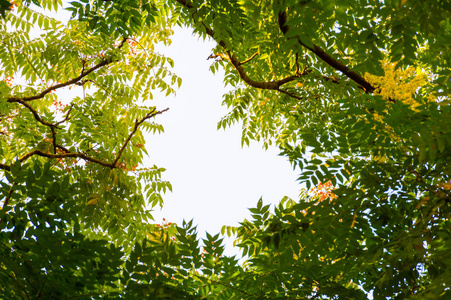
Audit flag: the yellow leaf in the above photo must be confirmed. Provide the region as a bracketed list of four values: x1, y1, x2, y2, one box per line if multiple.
[87, 198, 98, 205]
[350, 214, 358, 228]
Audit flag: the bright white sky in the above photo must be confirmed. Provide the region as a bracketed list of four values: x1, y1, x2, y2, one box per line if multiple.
[164, 29, 371, 292]
[146, 28, 301, 241]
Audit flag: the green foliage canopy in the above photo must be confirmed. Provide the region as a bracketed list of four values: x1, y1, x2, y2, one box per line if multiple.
[1, 0, 450, 299]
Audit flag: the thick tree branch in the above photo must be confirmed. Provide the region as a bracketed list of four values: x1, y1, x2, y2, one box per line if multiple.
[277, 10, 375, 93]
[176, 0, 306, 96]
[50, 127, 57, 154]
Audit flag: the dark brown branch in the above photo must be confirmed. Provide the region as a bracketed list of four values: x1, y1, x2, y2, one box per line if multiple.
[56, 144, 70, 153]
[176, 0, 305, 96]
[279, 88, 303, 100]
[15, 99, 58, 128]
[1, 183, 17, 210]
[18, 149, 114, 168]
[50, 127, 57, 154]
[295, 53, 301, 74]
[7, 59, 113, 103]
[277, 10, 375, 93]
[0, 163, 10, 171]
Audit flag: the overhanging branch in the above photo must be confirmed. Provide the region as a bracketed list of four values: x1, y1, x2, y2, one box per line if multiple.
[277, 10, 375, 93]
[175, 0, 307, 97]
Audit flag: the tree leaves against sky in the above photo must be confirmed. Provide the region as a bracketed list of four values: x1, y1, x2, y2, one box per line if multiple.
[1, 0, 450, 299]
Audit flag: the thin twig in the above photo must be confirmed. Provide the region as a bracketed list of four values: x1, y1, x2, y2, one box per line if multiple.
[7, 38, 127, 103]
[55, 104, 74, 125]
[112, 108, 169, 167]
[34, 275, 47, 300]
[239, 52, 259, 65]
[194, 274, 250, 297]
[279, 88, 303, 100]
[1, 183, 17, 210]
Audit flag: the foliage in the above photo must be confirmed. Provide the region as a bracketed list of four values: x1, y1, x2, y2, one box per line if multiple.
[0, 0, 178, 298]
[1, 0, 450, 299]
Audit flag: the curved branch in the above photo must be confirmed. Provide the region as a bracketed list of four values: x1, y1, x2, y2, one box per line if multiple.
[7, 59, 112, 103]
[1, 183, 17, 210]
[279, 88, 303, 100]
[6, 38, 127, 103]
[194, 274, 249, 297]
[17, 149, 114, 168]
[15, 99, 58, 128]
[55, 104, 74, 125]
[277, 10, 375, 93]
[175, 0, 306, 96]
[239, 52, 259, 66]
[0, 108, 169, 171]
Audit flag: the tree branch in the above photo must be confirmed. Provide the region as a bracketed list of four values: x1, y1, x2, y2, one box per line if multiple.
[279, 88, 303, 100]
[194, 274, 250, 297]
[111, 107, 169, 167]
[176, 0, 307, 97]
[0, 163, 10, 171]
[7, 59, 112, 103]
[55, 104, 74, 126]
[6, 38, 127, 103]
[50, 127, 57, 154]
[15, 99, 58, 128]
[239, 52, 259, 66]
[277, 10, 375, 93]
[0, 108, 169, 172]
[1, 183, 17, 210]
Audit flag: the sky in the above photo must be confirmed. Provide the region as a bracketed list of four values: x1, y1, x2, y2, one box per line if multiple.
[146, 27, 301, 241]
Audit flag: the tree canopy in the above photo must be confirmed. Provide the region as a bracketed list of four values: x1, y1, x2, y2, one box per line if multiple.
[1, 0, 450, 299]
